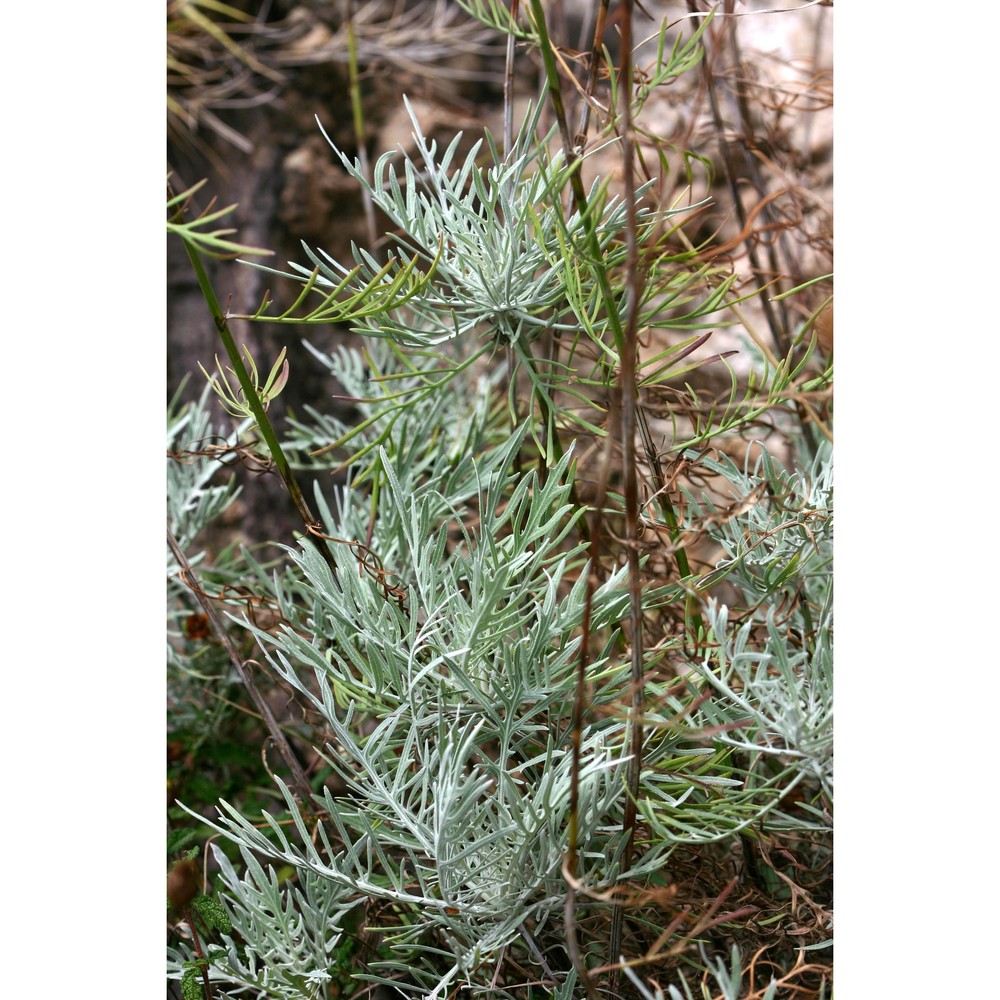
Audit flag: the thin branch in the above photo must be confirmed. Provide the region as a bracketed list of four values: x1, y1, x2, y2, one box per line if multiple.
[573, 0, 611, 151]
[168, 526, 315, 806]
[607, 3, 644, 990]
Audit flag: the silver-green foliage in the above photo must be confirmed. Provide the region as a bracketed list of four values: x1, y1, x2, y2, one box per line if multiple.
[167, 381, 243, 560]
[242, 97, 744, 474]
[169, 192, 832, 998]
[167, 384, 244, 682]
[623, 943, 779, 1000]
[264, 97, 655, 350]
[685, 440, 832, 817]
[174, 341, 831, 997]
[187, 418, 650, 996]
[170, 74, 830, 1000]
[168, 844, 356, 1000]
[612, 440, 833, 848]
[284, 335, 507, 491]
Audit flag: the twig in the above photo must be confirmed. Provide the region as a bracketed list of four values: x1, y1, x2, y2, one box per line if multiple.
[573, 0, 611, 151]
[180, 907, 213, 1000]
[684, 1, 819, 458]
[564, 415, 615, 1000]
[607, 3, 644, 991]
[503, 0, 520, 157]
[168, 526, 315, 805]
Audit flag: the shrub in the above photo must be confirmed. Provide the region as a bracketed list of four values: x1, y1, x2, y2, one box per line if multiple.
[167, 2, 832, 997]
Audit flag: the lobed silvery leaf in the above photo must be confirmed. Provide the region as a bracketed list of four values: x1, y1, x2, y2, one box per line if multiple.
[690, 597, 833, 805]
[683, 438, 833, 610]
[252, 97, 665, 351]
[166, 381, 244, 558]
[622, 943, 778, 1000]
[184, 438, 666, 996]
[167, 843, 358, 1000]
[167, 383, 247, 680]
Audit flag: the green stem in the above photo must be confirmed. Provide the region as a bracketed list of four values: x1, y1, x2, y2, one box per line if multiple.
[184, 247, 309, 512]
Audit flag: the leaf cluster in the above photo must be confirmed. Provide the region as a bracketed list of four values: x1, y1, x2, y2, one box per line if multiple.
[169, 339, 831, 996]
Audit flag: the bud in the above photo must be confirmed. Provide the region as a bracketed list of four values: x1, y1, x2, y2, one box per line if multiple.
[167, 858, 200, 913]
